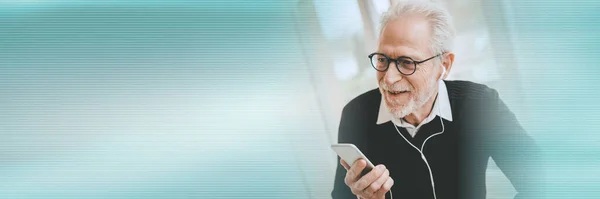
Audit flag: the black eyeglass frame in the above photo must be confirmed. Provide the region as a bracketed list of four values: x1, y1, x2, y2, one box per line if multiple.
[368, 53, 444, 75]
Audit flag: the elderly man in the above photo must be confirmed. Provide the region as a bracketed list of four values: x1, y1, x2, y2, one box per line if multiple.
[331, 1, 541, 199]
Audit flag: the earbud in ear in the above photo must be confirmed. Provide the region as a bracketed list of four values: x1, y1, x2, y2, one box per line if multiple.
[439, 66, 447, 80]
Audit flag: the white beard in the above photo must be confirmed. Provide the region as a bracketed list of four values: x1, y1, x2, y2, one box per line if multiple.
[380, 79, 438, 119]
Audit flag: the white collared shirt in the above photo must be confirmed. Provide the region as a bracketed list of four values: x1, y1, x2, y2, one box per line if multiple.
[376, 80, 453, 137]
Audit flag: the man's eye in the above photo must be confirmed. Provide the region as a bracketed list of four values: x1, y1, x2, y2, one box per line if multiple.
[400, 59, 413, 65]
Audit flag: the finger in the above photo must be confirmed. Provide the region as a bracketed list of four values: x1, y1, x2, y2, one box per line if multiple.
[349, 159, 367, 180]
[365, 168, 389, 194]
[356, 167, 387, 199]
[340, 159, 350, 170]
[374, 177, 394, 198]
[344, 159, 366, 186]
[354, 164, 386, 191]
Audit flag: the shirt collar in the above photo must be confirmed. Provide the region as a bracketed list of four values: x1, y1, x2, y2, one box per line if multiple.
[376, 80, 453, 125]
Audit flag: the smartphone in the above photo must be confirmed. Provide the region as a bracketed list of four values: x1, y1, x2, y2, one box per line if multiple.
[331, 143, 375, 177]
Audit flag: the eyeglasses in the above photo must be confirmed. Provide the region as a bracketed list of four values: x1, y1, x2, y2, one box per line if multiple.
[368, 53, 443, 75]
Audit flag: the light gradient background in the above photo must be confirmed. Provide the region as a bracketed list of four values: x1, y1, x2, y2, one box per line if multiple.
[0, 0, 599, 199]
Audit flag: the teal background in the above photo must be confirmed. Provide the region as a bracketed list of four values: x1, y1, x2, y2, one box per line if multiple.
[507, 0, 600, 198]
[1, 1, 325, 199]
[1, 0, 599, 198]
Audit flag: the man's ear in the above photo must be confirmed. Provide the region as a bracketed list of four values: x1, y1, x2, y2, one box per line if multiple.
[440, 52, 455, 80]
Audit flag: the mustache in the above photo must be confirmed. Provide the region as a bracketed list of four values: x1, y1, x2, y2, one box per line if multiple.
[379, 79, 413, 92]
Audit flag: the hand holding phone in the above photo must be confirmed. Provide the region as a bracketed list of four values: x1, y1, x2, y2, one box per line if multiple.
[331, 143, 394, 199]
[331, 144, 375, 176]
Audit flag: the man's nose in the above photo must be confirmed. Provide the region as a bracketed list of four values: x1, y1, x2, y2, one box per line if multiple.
[384, 62, 403, 85]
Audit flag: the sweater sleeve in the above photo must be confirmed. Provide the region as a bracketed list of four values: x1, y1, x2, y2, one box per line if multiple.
[484, 89, 545, 199]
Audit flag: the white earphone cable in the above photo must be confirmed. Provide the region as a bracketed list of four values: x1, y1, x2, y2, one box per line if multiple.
[390, 87, 445, 199]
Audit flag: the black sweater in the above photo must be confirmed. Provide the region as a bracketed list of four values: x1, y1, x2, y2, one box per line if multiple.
[332, 80, 542, 199]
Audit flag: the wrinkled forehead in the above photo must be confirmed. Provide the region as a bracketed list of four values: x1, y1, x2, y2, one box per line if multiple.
[377, 16, 432, 58]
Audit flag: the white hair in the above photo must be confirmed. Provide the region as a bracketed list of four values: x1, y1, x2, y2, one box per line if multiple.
[379, 0, 455, 55]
